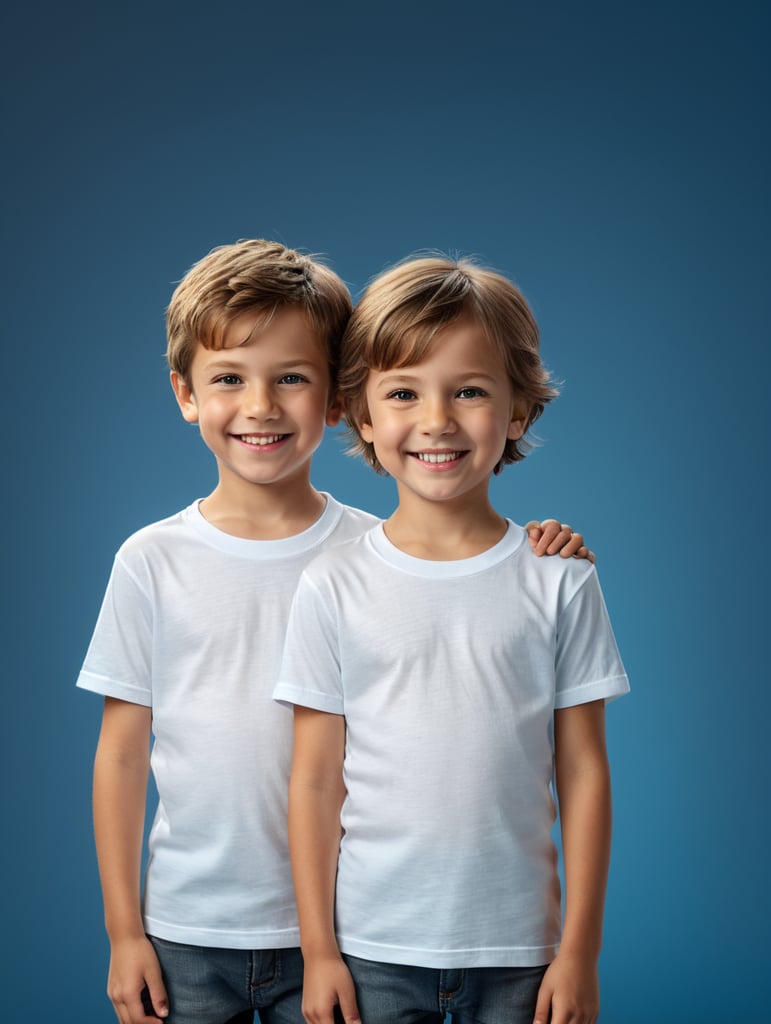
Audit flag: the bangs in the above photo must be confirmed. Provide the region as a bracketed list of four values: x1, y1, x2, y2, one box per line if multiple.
[201, 304, 279, 351]
[370, 302, 470, 371]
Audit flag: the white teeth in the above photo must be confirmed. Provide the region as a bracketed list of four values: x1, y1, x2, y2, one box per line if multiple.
[416, 451, 461, 463]
[241, 434, 284, 446]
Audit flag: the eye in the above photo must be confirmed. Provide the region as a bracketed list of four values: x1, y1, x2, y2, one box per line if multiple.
[387, 389, 416, 401]
[457, 386, 486, 399]
[215, 374, 242, 386]
[279, 373, 308, 385]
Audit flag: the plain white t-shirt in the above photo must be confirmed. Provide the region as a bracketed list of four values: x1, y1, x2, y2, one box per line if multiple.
[274, 521, 629, 968]
[77, 495, 378, 949]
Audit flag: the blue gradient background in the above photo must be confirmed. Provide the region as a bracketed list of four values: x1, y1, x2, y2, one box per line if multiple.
[2, 2, 768, 1021]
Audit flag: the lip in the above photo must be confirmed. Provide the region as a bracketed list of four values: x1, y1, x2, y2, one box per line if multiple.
[233, 432, 291, 452]
[408, 449, 469, 471]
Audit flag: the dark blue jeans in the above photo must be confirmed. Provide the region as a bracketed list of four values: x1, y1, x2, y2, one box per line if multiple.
[147, 936, 304, 1024]
[342, 953, 548, 1024]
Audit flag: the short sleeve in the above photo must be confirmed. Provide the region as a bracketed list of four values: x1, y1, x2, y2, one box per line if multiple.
[554, 569, 629, 708]
[272, 571, 345, 714]
[76, 555, 154, 706]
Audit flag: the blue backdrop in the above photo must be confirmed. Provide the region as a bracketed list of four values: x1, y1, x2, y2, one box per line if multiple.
[2, 2, 768, 1021]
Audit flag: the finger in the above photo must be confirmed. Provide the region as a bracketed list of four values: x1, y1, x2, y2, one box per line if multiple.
[543, 524, 574, 556]
[144, 972, 169, 1019]
[303, 1003, 337, 1024]
[528, 524, 561, 557]
[113, 995, 150, 1024]
[555, 532, 584, 558]
[534, 519, 562, 555]
[112, 999, 131, 1024]
[543, 995, 575, 1024]
[110, 994, 135, 1024]
[524, 523, 543, 556]
[337, 993, 362, 1024]
[126, 989, 163, 1024]
[563, 541, 597, 564]
[574, 545, 596, 564]
[532, 983, 553, 1024]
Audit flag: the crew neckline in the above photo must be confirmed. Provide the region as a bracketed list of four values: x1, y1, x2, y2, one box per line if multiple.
[183, 493, 343, 560]
[367, 520, 525, 579]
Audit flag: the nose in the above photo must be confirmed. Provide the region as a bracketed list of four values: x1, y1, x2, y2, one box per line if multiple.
[419, 394, 454, 434]
[243, 382, 279, 419]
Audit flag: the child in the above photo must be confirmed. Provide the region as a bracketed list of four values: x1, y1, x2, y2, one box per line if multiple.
[275, 256, 630, 1024]
[77, 240, 590, 1024]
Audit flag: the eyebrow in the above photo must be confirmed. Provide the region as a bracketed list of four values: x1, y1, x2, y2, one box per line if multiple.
[204, 358, 245, 371]
[203, 356, 322, 372]
[374, 370, 499, 386]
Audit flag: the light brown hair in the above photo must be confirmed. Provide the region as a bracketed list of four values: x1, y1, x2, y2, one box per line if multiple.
[339, 256, 558, 473]
[166, 239, 352, 384]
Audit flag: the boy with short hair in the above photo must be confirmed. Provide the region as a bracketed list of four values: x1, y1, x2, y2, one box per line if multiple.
[78, 240, 588, 1024]
[276, 257, 629, 1024]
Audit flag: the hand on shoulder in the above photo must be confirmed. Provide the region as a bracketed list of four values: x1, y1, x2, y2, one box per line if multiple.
[525, 520, 595, 563]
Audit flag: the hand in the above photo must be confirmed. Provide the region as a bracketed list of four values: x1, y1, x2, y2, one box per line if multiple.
[525, 520, 596, 563]
[107, 935, 169, 1023]
[532, 952, 600, 1024]
[301, 954, 361, 1024]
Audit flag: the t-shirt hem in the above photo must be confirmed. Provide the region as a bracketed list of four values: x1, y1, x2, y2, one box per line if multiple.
[76, 673, 152, 707]
[272, 682, 344, 715]
[338, 935, 558, 968]
[554, 673, 630, 709]
[144, 916, 300, 950]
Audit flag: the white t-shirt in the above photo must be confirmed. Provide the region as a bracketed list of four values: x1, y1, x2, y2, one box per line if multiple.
[77, 495, 378, 949]
[274, 522, 629, 968]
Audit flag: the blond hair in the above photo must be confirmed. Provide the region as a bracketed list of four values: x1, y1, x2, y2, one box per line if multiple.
[166, 239, 352, 383]
[339, 256, 558, 473]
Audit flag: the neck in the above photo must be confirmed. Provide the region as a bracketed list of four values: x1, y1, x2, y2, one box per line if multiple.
[199, 474, 326, 540]
[385, 486, 508, 560]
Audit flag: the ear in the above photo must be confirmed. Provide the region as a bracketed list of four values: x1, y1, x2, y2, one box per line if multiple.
[170, 371, 199, 424]
[507, 404, 530, 442]
[359, 418, 374, 444]
[325, 391, 344, 428]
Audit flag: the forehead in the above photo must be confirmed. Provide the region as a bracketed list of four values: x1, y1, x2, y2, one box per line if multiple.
[192, 306, 327, 367]
[392, 314, 505, 373]
[220, 306, 321, 350]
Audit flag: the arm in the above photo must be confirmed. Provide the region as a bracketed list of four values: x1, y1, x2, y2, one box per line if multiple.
[525, 520, 596, 563]
[288, 705, 360, 1024]
[533, 700, 611, 1024]
[93, 697, 168, 1024]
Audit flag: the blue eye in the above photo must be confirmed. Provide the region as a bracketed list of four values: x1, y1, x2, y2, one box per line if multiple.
[279, 373, 307, 385]
[457, 386, 485, 399]
[216, 374, 242, 385]
[388, 389, 416, 401]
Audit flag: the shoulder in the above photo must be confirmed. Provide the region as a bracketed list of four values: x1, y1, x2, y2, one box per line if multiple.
[318, 497, 381, 551]
[113, 504, 197, 564]
[302, 525, 379, 583]
[511, 523, 597, 605]
[520, 538, 595, 582]
[325, 499, 381, 537]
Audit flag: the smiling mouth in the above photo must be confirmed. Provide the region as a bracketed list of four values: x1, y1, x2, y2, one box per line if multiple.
[410, 451, 466, 464]
[237, 433, 289, 446]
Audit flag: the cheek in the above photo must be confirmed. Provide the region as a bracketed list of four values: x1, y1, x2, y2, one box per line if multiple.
[475, 411, 512, 447]
[196, 397, 230, 424]
[367, 411, 404, 449]
[294, 393, 331, 435]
